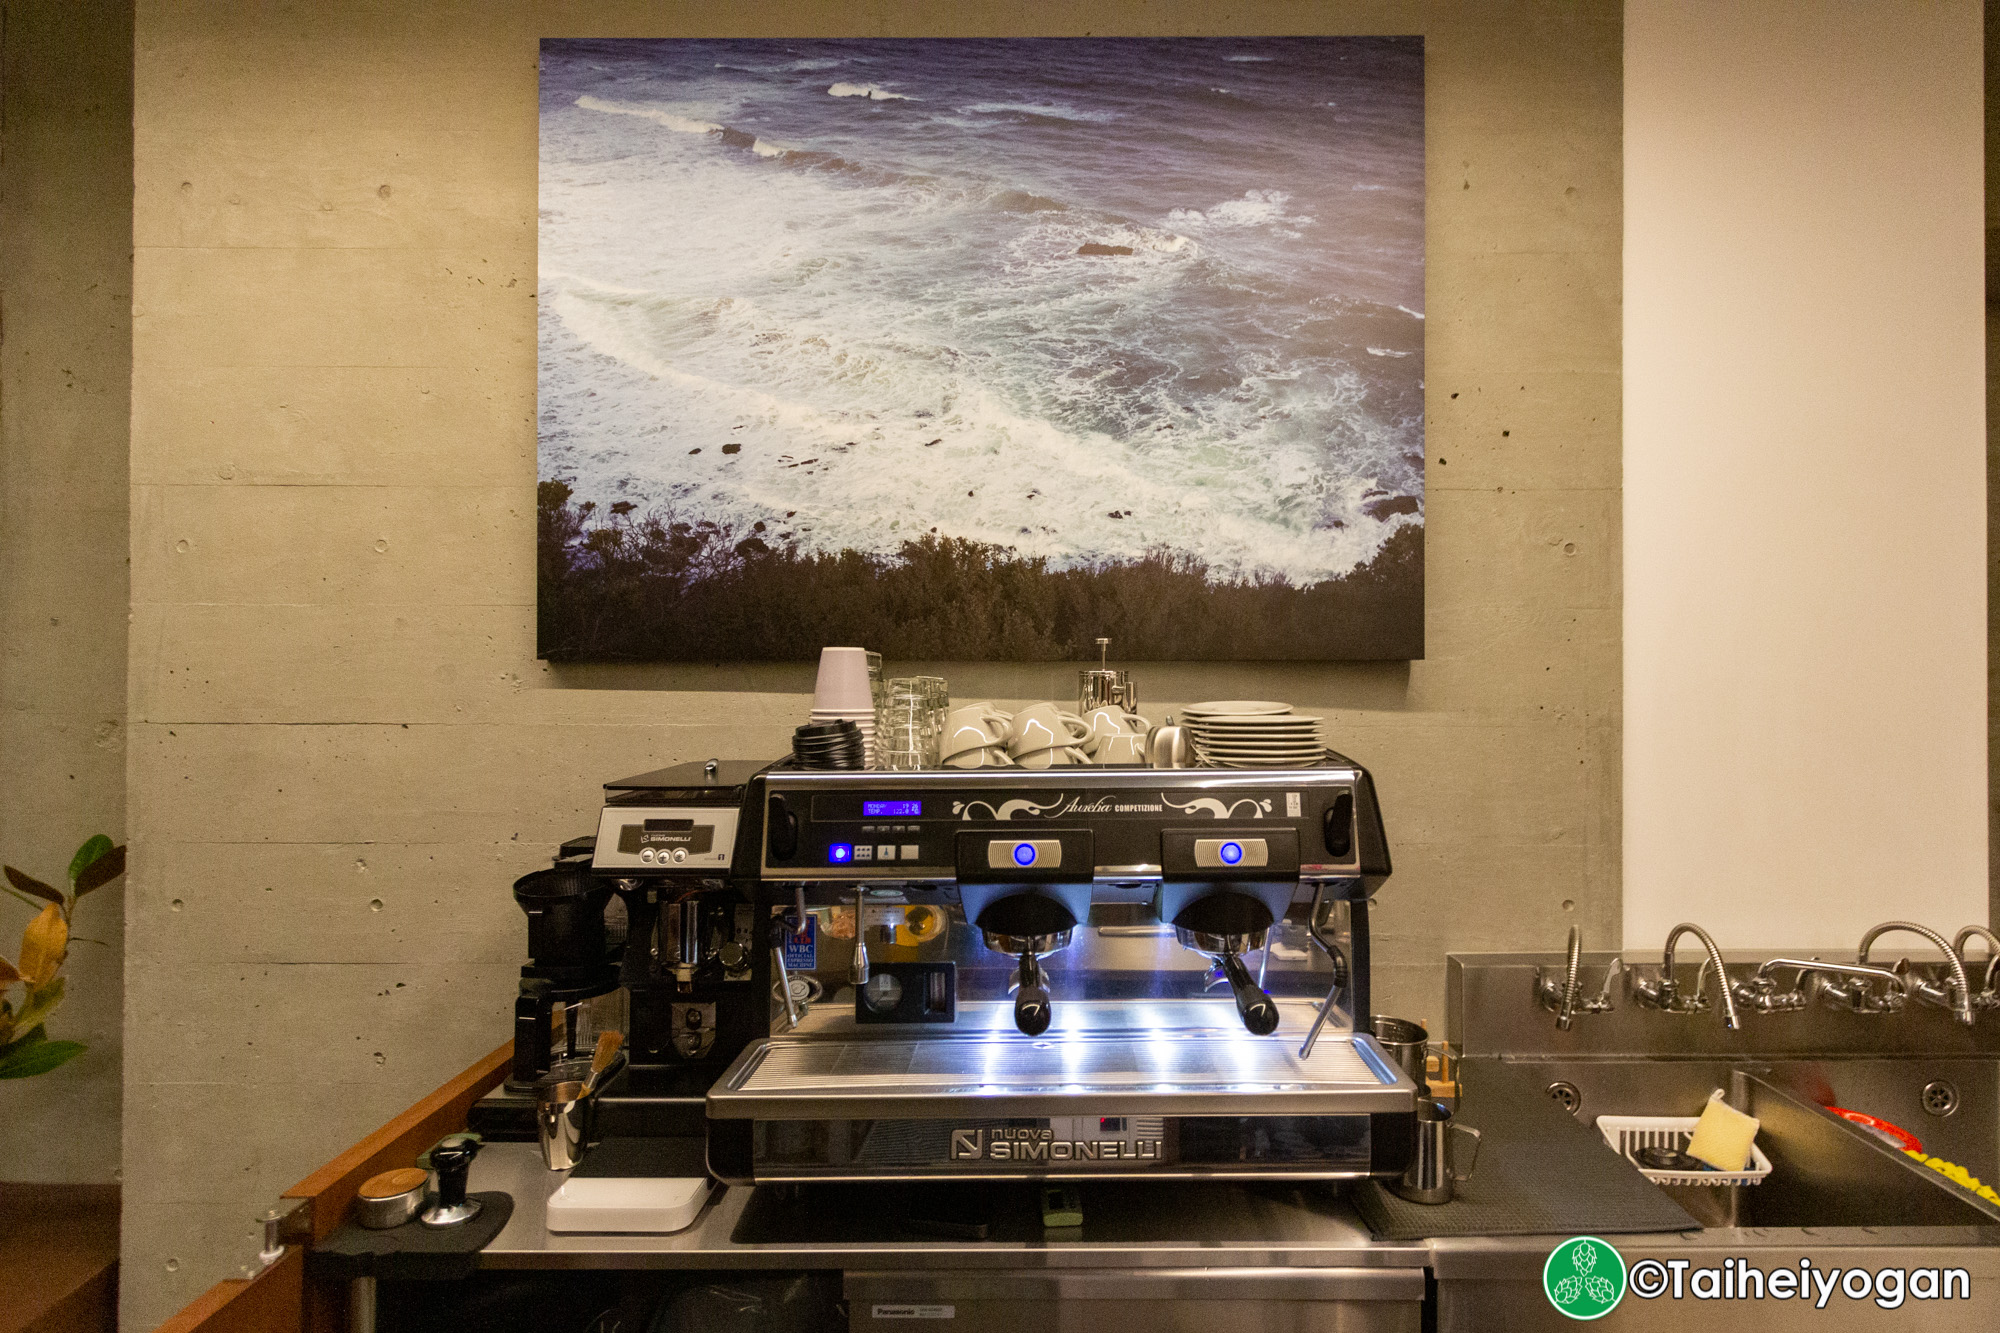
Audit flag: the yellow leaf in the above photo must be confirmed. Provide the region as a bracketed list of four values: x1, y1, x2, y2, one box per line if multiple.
[19, 905, 67, 989]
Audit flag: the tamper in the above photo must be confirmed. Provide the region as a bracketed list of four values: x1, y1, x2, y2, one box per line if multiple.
[419, 1137, 483, 1228]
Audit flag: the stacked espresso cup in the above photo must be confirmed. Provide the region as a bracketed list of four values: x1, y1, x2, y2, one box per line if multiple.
[939, 701, 1153, 769]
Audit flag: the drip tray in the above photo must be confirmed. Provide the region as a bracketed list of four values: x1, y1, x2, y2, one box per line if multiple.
[708, 1031, 1412, 1120]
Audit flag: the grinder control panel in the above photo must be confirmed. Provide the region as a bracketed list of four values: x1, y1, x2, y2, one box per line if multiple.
[593, 806, 738, 873]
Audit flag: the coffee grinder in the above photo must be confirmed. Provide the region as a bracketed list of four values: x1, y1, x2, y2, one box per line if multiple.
[509, 863, 625, 1087]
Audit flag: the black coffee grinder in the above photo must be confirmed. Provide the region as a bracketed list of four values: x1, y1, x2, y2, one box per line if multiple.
[509, 863, 623, 1087]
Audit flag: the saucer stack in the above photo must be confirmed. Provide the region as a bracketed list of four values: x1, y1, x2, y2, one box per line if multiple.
[1181, 700, 1326, 769]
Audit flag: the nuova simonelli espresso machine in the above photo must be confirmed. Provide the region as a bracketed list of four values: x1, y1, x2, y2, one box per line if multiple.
[477, 754, 1417, 1183]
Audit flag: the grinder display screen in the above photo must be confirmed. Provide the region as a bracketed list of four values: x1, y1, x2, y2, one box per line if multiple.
[863, 800, 923, 818]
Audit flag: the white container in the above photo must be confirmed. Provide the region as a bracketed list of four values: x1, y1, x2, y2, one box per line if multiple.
[545, 1173, 714, 1233]
[1598, 1115, 1774, 1186]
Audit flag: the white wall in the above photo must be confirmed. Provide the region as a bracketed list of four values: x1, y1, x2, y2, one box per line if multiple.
[1625, 0, 1988, 949]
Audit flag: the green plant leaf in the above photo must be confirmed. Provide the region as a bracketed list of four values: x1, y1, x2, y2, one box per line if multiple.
[0, 1035, 85, 1079]
[2, 867, 61, 905]
[10, 977, 63, 1035]
[0, 1023, 45, 1059]
[72, 845, 125, 897]
[67, 836, 116, 889]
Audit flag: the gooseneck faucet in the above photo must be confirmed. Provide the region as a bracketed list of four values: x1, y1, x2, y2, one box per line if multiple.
[1633, 922, 1740, 1030]
[1858, 921, 1975, 1026]
[1952, 925, 2000, 1008]
[1534, 926, 1620, 1029]
[1557, 926, 1583, 1028]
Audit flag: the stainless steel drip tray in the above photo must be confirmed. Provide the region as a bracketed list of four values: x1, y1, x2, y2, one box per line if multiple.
[708, 1030, 1413, 1120]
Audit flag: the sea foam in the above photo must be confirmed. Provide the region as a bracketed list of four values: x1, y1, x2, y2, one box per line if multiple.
[828, 82, 910, 100]
[575, 94, 720, 134]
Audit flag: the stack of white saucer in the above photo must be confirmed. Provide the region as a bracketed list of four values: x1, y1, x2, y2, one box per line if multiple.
[1182, 700, 1325, 768]
[811, 647, 877, 768]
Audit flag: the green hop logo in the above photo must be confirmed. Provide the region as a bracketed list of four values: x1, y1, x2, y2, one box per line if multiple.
[1543, 1236, 1626, 1320]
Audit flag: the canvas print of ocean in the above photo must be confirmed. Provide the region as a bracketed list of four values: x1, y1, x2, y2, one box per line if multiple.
[537, 37, 1425, 661]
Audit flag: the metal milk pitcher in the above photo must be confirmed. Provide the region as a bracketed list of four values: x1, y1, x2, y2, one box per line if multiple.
[1391, 1099, 1481, 1205]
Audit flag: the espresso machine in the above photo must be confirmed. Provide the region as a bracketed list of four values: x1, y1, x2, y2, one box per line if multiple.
[705, 757, 1418, 1183]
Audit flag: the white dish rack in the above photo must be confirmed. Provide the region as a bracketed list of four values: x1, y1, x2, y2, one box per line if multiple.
[1598, 1115, 1774, 1187]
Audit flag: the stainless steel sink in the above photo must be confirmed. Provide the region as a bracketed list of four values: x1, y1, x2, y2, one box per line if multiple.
[1499, 1057, 2000, 1228]
[1761, 1057, 1998, 1182]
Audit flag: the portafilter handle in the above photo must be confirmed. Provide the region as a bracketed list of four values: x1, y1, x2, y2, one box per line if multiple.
[1014, 950, 1053, 1037]
[1221, 952, 1281, 1036]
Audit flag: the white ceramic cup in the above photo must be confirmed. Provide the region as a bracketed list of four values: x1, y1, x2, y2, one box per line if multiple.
[1015, 744, 1091, 770]
[1084, 707, 1151, 751]
[1007, 703, 1090, 756]
[813, 647, 874, 712]
[1091, 733, 1148, 764]
[941, 704, 1012, 759]
[943, 745, 1015, 770]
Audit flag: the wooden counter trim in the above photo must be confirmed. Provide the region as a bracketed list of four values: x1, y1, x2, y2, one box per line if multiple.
[151, 1040, 514, 1332]
[151, 1248, 301, 1333]
[283, 1039, 514, 1243]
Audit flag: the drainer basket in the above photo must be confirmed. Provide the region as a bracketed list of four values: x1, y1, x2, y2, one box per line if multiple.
[1598, 1115, 1773, 1186]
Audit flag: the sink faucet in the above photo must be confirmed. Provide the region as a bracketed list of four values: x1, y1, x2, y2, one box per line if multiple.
[1632, 922, 1740, 1030]
[1729, 956, 1907, 1014]
[1534, 926, 1620, 1029]
[1857, 921, 1974, 1026]
[1952, 925, 2000, 1010]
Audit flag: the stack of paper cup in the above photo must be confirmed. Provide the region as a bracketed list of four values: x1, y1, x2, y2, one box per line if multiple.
[810, 647, 877, 767]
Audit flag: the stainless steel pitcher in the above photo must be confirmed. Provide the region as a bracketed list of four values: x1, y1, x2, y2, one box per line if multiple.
[1390, 1098, 1481, 1204]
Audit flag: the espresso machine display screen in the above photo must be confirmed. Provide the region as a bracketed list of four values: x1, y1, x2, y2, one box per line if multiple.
[863, 800, 923, 817]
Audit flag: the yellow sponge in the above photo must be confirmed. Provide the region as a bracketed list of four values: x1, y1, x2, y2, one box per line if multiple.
[1685, 1089, 1760, 1171]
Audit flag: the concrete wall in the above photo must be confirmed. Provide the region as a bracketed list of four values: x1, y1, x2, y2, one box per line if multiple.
[125, 1, 1619, 1323]
[1624, 0, 1989, 948]
[0, 0, 132, 1184]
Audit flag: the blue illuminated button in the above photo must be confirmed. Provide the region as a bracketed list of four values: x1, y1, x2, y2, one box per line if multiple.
[1013, 843, 1037, 867]
[1220, 841, 1244, 865]
[828, 843, 854, 864]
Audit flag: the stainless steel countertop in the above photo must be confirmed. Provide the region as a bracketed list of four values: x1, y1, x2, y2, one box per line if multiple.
[468, 1142, 2000, 1277]
[470, 1141, 1428, 1271]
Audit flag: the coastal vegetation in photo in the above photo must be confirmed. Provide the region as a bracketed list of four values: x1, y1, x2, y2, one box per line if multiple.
[538, 37, 1425, 660]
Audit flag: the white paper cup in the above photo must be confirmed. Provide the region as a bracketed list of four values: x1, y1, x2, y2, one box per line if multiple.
[813, 647, 875, 712]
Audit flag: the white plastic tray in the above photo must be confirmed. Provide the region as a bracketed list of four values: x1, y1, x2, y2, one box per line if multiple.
[1598, 1114, 1773, 1186]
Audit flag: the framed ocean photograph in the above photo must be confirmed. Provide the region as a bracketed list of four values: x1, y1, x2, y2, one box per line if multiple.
[537, 37, 1425, 661]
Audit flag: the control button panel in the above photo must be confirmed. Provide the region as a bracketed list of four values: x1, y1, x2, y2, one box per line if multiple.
[988, 839, 1063, 870]
[595, 806, 737, 872]
[1193, 837, 1268, 869]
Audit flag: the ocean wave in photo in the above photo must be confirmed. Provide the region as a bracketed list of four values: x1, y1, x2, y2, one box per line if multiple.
[538, 37, 1423, 592]
[827, 81, 911, 100]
